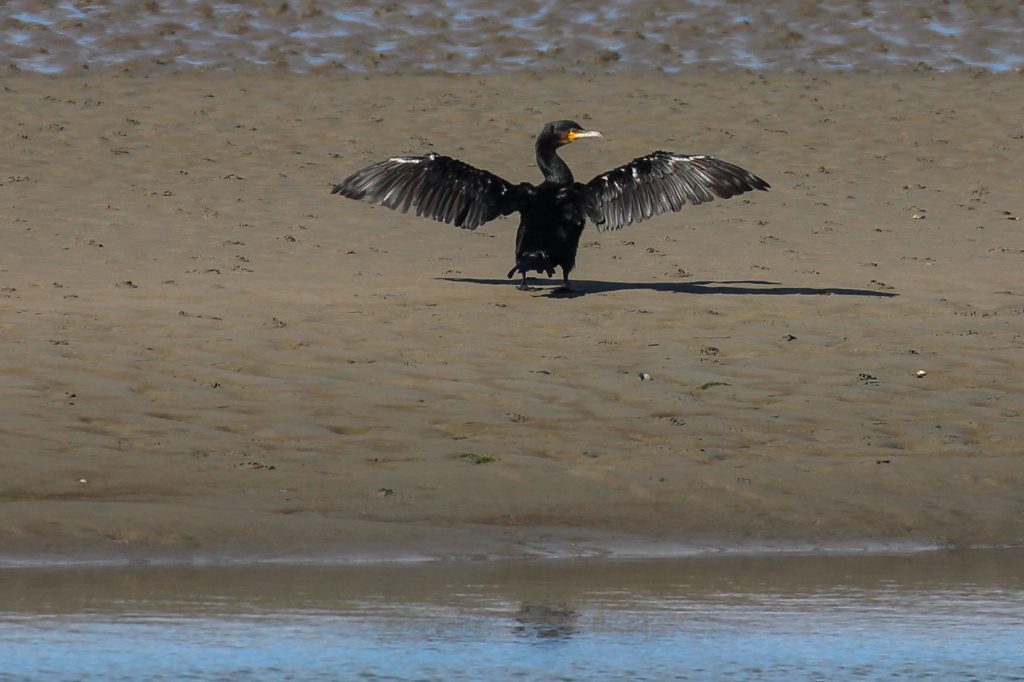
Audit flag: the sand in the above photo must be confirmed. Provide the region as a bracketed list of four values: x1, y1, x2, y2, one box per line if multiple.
[1, 69, 1023, 562]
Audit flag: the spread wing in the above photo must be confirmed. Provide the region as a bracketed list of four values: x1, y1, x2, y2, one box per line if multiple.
[331, 153, 525, 230]
[583, 152, 770, 232]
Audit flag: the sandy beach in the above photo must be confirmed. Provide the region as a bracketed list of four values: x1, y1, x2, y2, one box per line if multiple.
[1, 69, 1022, 562]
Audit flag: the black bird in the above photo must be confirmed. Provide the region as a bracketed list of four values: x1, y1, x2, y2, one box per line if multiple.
[332, 120, 769, 292]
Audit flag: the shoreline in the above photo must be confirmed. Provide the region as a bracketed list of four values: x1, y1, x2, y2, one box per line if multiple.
[0, 538, 975, 570]
[4, 1, 1023, 76]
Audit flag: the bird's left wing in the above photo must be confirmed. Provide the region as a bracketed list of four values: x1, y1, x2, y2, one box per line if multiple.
[332, 153, 525, 230]
[583, 151, 769, 232]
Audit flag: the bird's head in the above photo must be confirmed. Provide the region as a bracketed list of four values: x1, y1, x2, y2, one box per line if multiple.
[541, 120, 604, 148]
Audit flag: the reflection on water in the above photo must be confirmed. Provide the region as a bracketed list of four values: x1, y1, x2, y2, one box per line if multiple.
[2, 550, 1023, 680]
[514, 603, 579, 640]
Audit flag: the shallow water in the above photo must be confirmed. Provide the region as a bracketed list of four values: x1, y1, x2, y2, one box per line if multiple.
[3, 550, 1023, 680]
[1, 0, 1022, 75]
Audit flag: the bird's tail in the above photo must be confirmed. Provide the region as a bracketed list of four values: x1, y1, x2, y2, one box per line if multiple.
[507, 251, 556, 279]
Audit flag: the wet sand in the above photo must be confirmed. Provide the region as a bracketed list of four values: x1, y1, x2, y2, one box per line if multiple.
[3, 0, 1023, 74]
[2, 69, 1023, 562]
[6, 550, 1024, 613]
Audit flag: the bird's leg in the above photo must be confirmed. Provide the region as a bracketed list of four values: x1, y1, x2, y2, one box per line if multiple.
[517, 272, 531, 291]
[555, 268, 574, 293]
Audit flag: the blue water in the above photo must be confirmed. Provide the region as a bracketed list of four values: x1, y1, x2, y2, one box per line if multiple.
[2, 551, 1023, 680]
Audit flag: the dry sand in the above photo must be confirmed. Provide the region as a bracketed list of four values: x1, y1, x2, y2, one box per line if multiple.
[2, 69, 1023, 562]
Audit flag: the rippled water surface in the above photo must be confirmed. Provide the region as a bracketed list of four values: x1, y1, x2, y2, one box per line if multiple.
[2, 0, 1022, 74]
[2, 550, 1023, 680]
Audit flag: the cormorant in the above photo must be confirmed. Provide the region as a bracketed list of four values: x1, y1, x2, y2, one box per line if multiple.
[332, 120, 769, 292]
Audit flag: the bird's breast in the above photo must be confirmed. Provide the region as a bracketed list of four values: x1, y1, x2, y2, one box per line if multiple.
[521, 185, 584, 221]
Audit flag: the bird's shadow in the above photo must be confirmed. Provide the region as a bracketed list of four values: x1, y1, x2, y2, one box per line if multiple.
[440, 277, 898, 298]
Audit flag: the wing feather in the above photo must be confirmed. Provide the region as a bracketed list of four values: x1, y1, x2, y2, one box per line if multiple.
[584, 152, 769, 232]
[332, 153, 521, 230]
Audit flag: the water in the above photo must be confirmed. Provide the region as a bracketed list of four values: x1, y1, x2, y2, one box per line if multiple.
[1, 0, 1022, 75]
[3, 550, 1023, 680]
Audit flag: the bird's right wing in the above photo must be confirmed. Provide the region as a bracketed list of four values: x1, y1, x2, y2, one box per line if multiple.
[331, 153, 527, 230]
[583, 151, 769, 232]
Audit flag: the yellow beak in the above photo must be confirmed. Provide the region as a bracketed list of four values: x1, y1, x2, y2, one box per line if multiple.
[568, 129, 603, 142]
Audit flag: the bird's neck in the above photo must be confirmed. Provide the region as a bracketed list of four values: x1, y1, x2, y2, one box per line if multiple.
[536, 140, 574, 185]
